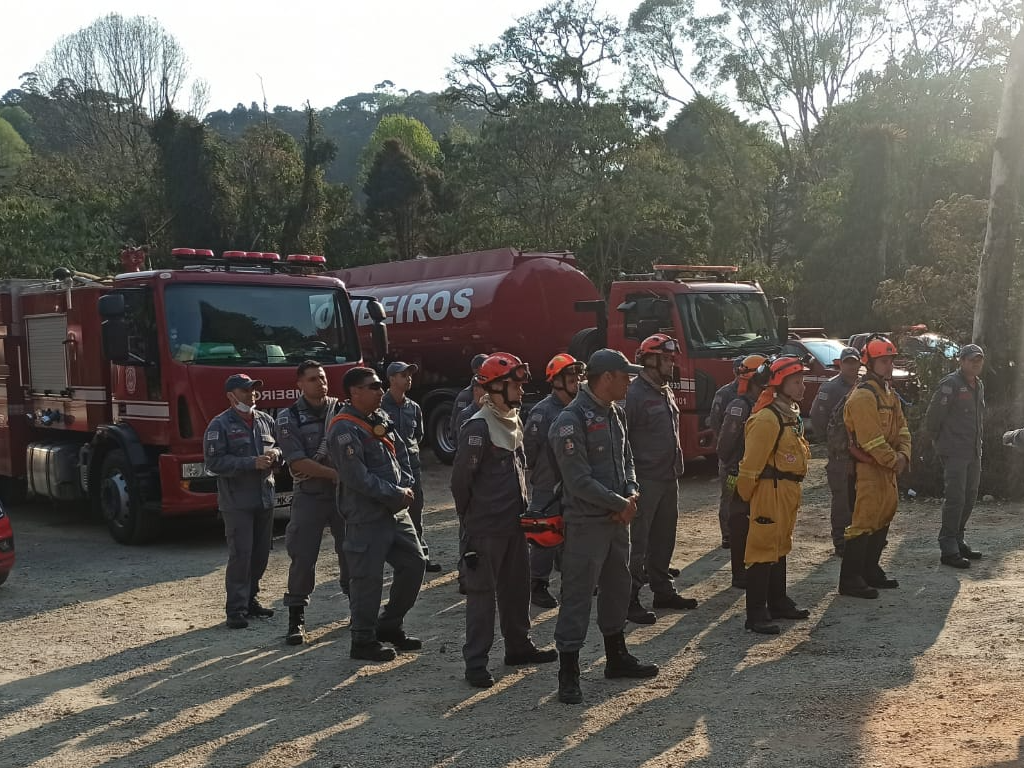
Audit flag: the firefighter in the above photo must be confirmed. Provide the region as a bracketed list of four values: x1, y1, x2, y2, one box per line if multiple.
[809, 346, 862, 556]
[523, 353, 585, 608]
[328, 367, 426, 662]
[625, 334, 696, 625]
[839, 335, 912, 599]
[276, 361, 342, 645]
[382, 361, 442, 573]
[204, 373, 282, 629]
[924, 343, 985, 569]
[451, 353, 558, 688]
[736, 356, 811, 635]
[716, 354, 768, 589]
[711, 357, 746, 548]
[449, 353, 488, 437]
[550, 349, 658, 705]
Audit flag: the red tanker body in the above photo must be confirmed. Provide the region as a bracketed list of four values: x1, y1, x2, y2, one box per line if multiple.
[0, 250, 382, 544]
[335, 248, 601, 459]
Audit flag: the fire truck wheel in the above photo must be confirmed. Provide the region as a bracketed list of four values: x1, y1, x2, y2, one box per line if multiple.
[427, 402, 456, 465]
[100, 449, 158, 545]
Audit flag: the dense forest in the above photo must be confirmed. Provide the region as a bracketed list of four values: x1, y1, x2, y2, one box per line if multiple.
[1, 0, 1022, 347]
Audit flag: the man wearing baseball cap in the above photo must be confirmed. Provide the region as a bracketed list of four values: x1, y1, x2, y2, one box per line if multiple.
[549, 349, 658, 705]
[809, 346, 863, 555]
[382, 361, 441, 572]
[204, 373, 282, 629]
[925, 343, 986, 569]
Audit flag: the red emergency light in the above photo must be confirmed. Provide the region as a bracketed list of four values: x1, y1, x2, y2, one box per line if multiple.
[171, 248, 196, 258]
[309, 255, 326, 264]
[223, 250, 246, 259]
[195, 249, 215, 258]
[286, 254, 311, 263]
[260, 252, 281, 262]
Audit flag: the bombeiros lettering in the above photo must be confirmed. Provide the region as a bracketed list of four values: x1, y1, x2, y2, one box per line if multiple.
[355, 288, 473, 326]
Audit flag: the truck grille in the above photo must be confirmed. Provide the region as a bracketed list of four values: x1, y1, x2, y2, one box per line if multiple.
[26, 315, 69, 394]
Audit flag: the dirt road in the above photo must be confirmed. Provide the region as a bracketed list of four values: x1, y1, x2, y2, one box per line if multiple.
[2, 450, 1023, 768]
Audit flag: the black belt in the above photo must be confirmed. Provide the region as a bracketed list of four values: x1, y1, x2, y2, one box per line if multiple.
[759, 466, 805, 483]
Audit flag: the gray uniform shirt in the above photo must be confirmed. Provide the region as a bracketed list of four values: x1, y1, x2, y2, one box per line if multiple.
[204, 407, 279, 511]
[624, 372, 684, 480]
[709, 379, 739, 438]
[327, 404, 414, 524]
[275, 395, 340, 496]
[810, 374, 855, 447]
[925, 370, 985, 462]
[381, 391, 424, 475]
[717, 394, 755, 475]
[450, 416, 528, 537]
[549, 384, 639, 522]
[449, 382, 476, 436]
[524, 393, 567, 512]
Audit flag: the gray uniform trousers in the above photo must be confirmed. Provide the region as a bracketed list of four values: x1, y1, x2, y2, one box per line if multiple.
[554, 518, 631, 652]
[461, 533, 533, 671]
[717, 467, 731, 540]
[283, 489, 346, 607]
[826, 460, 854, 548]
[409, 473, 427, 547]
[629, 477, 679, 598]
[939, 458, 982, 556]
[345, 511, 426, 644]
[222, 505, 274, 615]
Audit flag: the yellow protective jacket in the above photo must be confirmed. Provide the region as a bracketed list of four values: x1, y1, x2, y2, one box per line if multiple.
[737, 399, 810, 565]
[843, 376, 912, 534]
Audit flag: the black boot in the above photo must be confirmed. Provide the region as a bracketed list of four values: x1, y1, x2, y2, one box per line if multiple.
[863, 527, 898, 589]
[603, 632, 659, 679]
[626, 596, 657, 625]
[531, 579, 558, 609]
[767, 557, 809, 620]
[247, 598, 274, 618]
[350, 640, 397, 663]
[838, 535, 879, 599]
[744, 562, 779, 634]
[285, 606, 306, 646]
[557, 651, 583, 704]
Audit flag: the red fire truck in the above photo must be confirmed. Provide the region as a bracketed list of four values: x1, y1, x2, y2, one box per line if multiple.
[335, 251, 785, 463]
[0, 248, 384, 544]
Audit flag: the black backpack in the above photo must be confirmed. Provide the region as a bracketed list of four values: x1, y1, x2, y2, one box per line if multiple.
[825, 382, 882, 461]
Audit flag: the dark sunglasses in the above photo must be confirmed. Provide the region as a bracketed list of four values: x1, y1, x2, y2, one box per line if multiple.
[352, 380, 385, 391]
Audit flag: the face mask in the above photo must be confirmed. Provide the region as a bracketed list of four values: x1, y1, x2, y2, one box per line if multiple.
[231, 396, 253, 415]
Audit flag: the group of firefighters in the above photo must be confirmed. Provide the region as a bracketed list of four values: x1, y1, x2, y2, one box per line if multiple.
[202, 329, 994, 705]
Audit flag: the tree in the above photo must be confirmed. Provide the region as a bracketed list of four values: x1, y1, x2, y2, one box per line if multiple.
[281, 107, 338, 256]
[363, 139, 434, 260]
[357, 114, 439, 184]
[445, 0, 624, 115]
[228, 126, 305, 251]
[0, 117, 30, 186]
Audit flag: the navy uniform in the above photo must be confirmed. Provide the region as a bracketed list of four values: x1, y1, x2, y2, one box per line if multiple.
[449, 382, 476, 437]
[624, 372, 693, 618]
[711, 377, 741, 545]
[204, 404, 280, 625]
[925, 347, 985, 564]
[381, 389, 429, 558]
[717, 393, 756, 587]
[277, 395, 343, 626]
[452, 412, 554, 686]
[810, 373, 856, 553]
[523, 393, 565, 605]
[328, 403, 426, 659]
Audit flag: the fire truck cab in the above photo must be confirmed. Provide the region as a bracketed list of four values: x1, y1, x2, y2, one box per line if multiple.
[0, 249, 384, 544]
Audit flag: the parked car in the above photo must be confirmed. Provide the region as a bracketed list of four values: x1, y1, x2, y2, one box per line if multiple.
[0, 501, 14, 586]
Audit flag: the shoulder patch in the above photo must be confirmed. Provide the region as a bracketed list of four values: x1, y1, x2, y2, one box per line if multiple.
[338, 432, 353, 445]
[528, 412, 544, 422]
[558, 424, 574, 437]
[467, 435, 484, 446]
[728, 405, 743, 416]
[941, 385, 953, 394]
[276, 414, 289, 424]
[818, 392, 829, 401]
[562, 438, 575, 455]
[205, 431, 219, 441]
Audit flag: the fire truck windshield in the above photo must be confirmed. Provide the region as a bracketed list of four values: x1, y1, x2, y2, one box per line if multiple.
[164, 284, 358, 366]
[675, 292, 778, 353]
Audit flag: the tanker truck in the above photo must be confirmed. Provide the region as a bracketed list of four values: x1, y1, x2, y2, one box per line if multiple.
[333, 250, 786, 464]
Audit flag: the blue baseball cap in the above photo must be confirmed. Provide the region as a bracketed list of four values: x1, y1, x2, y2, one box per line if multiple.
[386, 361, 419, 377]
[224, 373, 262, 392]
[587, 349, 643, 376]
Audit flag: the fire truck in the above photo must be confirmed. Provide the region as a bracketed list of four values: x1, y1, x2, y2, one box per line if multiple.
[334, 251, 786, 463]
[0, 248, 385, 544]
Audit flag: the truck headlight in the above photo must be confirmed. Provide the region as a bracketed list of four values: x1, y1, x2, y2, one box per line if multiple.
[181, 462, 208, 479]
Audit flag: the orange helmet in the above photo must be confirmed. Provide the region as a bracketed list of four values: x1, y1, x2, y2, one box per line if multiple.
[520, 512, 565, 548]
[546, 353, 584, 383]
[768, 355, 809, 387]
[636, 333, 679, 361]
[475, 353, 531, 386]
[861, 335, 898, 364]
[736, 354, 768, 394]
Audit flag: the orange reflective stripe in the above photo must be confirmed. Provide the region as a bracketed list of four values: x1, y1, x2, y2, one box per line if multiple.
[329, 413, 397, 456]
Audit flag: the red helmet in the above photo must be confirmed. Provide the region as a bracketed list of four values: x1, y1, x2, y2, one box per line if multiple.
[861, 335, 898, 364]
[768, 356, 809, 387]
[545, 353, 584, 383]
[737, 354, 768, 394]
[520, 512, 565, 548]
[636, 333, 679, 361]
[475, 353, 531, 386]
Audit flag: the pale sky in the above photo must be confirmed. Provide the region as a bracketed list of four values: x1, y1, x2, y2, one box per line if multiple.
[4, 0, 664, 113]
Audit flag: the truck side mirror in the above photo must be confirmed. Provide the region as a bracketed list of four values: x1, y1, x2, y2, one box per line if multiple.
[100, 318, 131, 364]
[367, 299, 388, 364]
[366, 299, 387, 324]
[97, 293, 125, 318]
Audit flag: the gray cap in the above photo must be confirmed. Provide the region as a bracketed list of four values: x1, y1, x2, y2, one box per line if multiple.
[959, 343, 984, 360]
[386, 361, 418, 377]
[588, 349, 643, 376]
[839, 346, 861, 362]
[224, 373, 262, 392]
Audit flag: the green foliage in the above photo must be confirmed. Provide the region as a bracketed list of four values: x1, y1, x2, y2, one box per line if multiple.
[0, 117, 30, 186]
[363, 139, 435, 261]
[358, 114, 440, 185]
